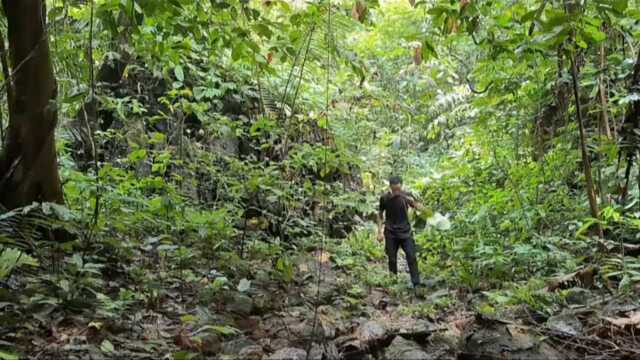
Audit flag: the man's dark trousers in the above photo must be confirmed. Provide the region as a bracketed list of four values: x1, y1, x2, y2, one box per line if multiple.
[384, 231, 420, 286]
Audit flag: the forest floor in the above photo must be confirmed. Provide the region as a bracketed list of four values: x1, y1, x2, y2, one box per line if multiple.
[23, 233, 640, 360]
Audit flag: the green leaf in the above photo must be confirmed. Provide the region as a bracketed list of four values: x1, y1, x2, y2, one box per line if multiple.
[100, 339, 115, 353]
[0, 350, 19, 360]
[173, 351, 199, 360]
[174, 65, 184, 82]
[237, 278, 251, 292]
[575, 34, 588, 49]
[421, 39, 438, 60]
[613, 0, 629, 12]
[195, 325, 240, 336]
[252, 23, 273, 38]
[0, 248, 39, 279]
[149, 132, 166, 144]
[542, 10, 571, 30]
[582, 25, 606, 43]
[128, 149, 147, 162]
[232, 43, 245, 62]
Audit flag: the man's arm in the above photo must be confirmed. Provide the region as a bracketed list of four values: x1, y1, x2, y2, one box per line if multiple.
[406, 193, 425, 211]
[412, 201, 426, 212]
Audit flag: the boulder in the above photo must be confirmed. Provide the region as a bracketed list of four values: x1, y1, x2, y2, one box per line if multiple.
[385, 336, 430, 360]
[564, 287, 590, 306]
[226, 293, 254, 316]
[547, 312, 582, 335]
[238, 344, 263, 360]
[463, 322, 565, 359]
[268, 347, 307, 360]
[222, 337, 257, 355]
[357, 320, 387, 345]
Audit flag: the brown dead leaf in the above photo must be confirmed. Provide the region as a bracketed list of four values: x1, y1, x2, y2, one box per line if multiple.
[413, 46, 422, 66]
[449, 315, 474, 337]
[546, 266, 598, 291]
[603, 312, 640, 328]
[314, 250, 331, 264]
[351, 1, 367, 23]
[174, 329, 198, 350]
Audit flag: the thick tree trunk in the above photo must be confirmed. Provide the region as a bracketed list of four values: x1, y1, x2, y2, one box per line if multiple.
[0, 0, 64, 209]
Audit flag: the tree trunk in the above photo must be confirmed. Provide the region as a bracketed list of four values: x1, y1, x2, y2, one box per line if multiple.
[570, 54, 603, 238]
[618, 50, 640, 202]
[598, 41, 613, 139]
[0, 0, 64, 209]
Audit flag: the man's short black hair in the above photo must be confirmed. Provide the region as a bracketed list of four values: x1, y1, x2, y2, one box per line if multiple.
[389, 176, 402, 186]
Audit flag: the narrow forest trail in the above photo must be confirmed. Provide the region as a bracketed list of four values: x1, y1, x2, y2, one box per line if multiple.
[204, 241, 571, 360]
[13, 225, 640, 360]
[196, 230, 640, 360]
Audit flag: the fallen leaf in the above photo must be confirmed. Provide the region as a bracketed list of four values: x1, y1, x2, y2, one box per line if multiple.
[546, 266, 598, 291]
[100, 339, 115, 353]
[314, 251, 330, 263]
[604, 312, 640, 328]
[174, 330, 197, 350]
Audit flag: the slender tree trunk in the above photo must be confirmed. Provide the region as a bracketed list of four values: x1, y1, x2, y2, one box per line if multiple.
[570, 54, 603, 238]
[618, 50, 640, 202]
[0, 0, 64, 209]
[0, 29, 11, 146]
[598, 41, 613, 139]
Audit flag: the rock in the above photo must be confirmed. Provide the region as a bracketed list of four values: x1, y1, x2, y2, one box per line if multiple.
[222, 337, 257, 354]
[422, 278, 441, 289]
[427, 289, 450, 302]
[393, 318, 436, 338]
[235, 316, 260, 332]
[304, 277, 339, 305]
[430, 330, 462, 352]
[270, 338, 292, 351]
[565, 287, 590, 305]
[226, 293, 254, 316]
[289, 320, 315, 338]
[238, 344, 263, 360]
[463, 321, 566, 359]
[357, 320, 387, 345]
[200, 333, 222, 355]
[308, 343, 324, 360]
[385, 336, 430, 360]
[547, 312, 582, 335]
[253, 289, 276, 314]
[268, 347, 307, 360]
[211, 125, 240, 156]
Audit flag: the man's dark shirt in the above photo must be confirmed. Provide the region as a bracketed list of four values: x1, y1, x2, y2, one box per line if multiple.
[379, 191, 416, 239]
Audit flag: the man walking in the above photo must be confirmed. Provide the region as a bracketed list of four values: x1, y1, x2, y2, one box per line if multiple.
[377, 176, 423, 288]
